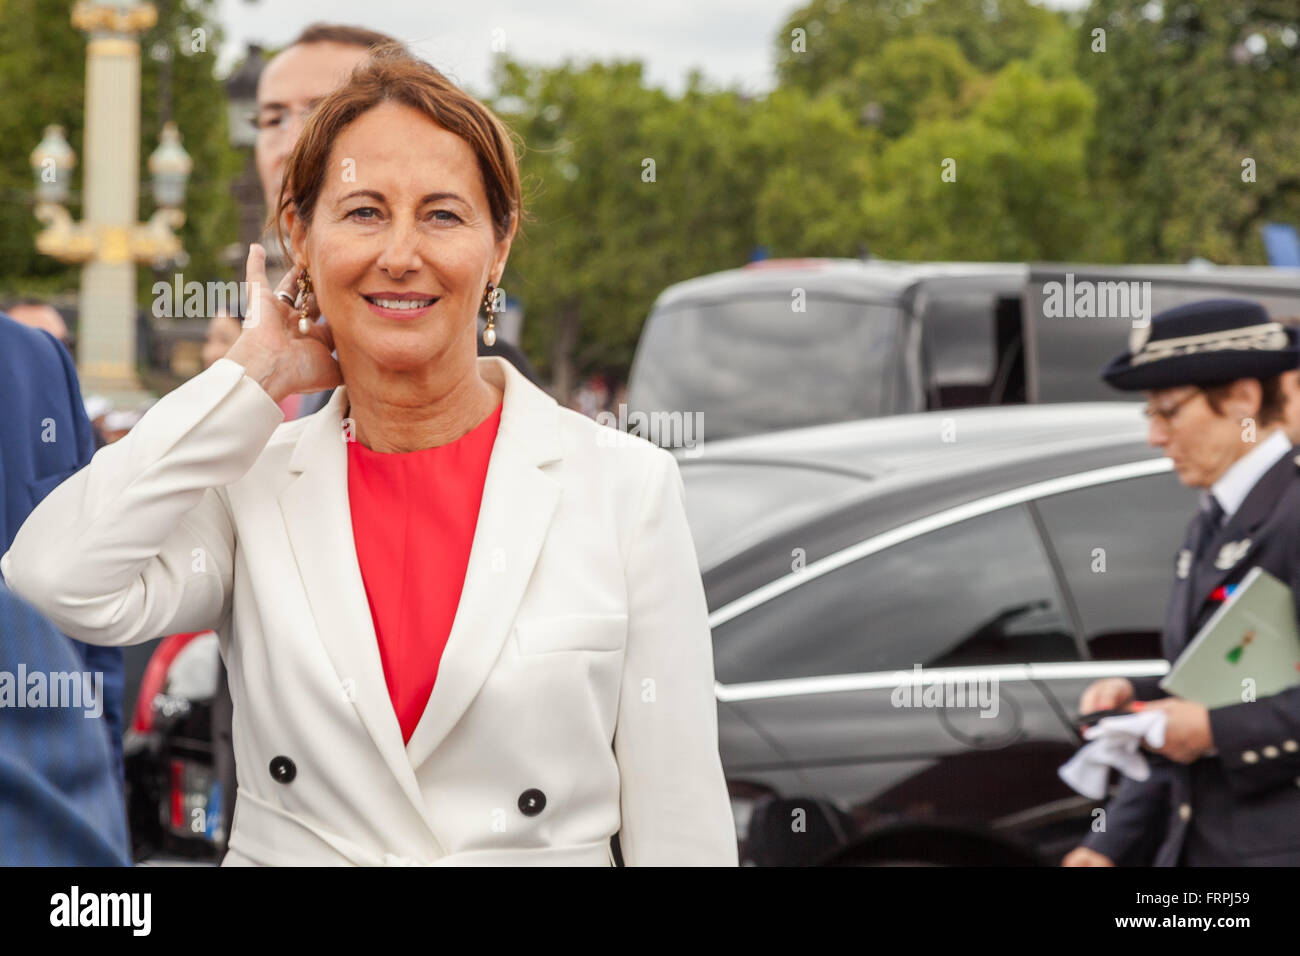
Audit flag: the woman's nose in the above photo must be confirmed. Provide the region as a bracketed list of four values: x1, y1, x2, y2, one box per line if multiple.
[375, 218, 423, 276]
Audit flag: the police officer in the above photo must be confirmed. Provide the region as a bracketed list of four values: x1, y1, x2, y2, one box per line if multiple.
[1063, 298, 1300, 867]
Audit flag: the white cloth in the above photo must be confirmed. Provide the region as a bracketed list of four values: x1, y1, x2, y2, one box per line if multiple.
[83, 394, 111, 421]
[1058, 711, 1169, 799]
[1, 355, 738, 866]
[1211, 427, 1291, 519]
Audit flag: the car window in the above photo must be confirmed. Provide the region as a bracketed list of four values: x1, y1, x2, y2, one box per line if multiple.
[712, 505, 1076, 684]
[627, 295, 902, 442]
[917, 284, 997, 389]
[1033, 470, 1197, 659]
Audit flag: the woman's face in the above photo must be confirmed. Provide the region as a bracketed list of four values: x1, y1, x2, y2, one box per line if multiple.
[289, 100, 513, 377]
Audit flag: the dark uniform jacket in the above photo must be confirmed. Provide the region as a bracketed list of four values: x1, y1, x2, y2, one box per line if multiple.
[1084, 446, 1300, 865]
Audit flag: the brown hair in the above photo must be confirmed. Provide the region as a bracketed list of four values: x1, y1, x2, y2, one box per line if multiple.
[1202, 375, 1287, 426]
[290, 23, 399, 51]
[272, 44, 522, 251]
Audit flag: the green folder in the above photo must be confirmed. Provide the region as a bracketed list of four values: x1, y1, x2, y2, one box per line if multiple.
[1160, 567, 1300, 708]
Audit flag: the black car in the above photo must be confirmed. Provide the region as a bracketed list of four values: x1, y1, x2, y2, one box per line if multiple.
[680, 401, 1198, 865]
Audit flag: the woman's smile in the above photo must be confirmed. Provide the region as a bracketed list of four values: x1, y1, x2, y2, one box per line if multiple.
[361, 291, 440, 320]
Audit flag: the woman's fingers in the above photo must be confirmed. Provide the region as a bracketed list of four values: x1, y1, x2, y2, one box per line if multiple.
[245, 242, 265, 284]
[230, 245, 340, 395]
[245, 244, 270, 301]
[243, 244, 283, 330]
[273, 262, 300, 309]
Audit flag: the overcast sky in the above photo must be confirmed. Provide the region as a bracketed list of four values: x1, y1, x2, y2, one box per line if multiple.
[215, 0, 801, 96]
[215, 0, 1088, 97]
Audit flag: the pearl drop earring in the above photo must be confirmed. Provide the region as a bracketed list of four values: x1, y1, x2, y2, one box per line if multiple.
[482, 282, 497, 347]
[297, 269, 312, 335]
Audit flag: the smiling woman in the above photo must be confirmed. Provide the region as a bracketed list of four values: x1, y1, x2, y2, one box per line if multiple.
[1, 45, 737, 868]
[265, 45, 525, 453]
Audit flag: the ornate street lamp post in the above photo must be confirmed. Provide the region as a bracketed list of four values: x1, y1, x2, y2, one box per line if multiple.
[29, 1, 190, 404]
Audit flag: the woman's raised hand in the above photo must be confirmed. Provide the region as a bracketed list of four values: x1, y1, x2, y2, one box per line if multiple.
[224, 243, 344, 403]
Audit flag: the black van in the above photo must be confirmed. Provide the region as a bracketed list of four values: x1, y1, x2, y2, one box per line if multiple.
[626, 258, 1300, 442]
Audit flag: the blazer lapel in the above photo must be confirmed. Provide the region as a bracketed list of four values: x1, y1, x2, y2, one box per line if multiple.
[403, 357, 563, 768]
[278, 385, 430, 825]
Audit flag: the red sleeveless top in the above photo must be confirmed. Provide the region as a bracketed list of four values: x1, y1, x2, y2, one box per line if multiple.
[345, 402, 503, 743]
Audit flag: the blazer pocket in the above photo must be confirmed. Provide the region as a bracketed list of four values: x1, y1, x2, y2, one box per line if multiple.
[515, 613, 627, 655]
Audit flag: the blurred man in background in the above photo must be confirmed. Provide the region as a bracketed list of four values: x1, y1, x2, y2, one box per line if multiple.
[5, 300, 70, 348]
[0, 582, 130, 865]
[252, 25, 391, 246]
[0, 311, 128, 860]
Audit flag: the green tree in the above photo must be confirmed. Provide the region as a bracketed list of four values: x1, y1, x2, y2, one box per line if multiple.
[139, 0, 242, 289]
[862, 61, 1107, 261]
[493, 60, 762, 395]
[775, 0, 1068, 98]
[831, 35, 978, 140]
[0, 0, 91, 295]
[0, 0, 239, 303]
[745, 87, 875, 256]
[1079, 0, 1300, 263]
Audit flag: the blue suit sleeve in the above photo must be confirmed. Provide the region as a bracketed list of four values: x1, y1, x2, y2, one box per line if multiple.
[0, 584, 130, 865]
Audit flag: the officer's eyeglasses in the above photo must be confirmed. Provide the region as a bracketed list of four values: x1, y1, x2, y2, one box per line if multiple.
[1142, 389, 1201, 425]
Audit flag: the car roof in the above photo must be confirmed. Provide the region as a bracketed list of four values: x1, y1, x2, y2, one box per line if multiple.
[655, 259, 1300, 312]
[654, 259, 1028, 308]
[680, 401, 1150, 479]
[1030, 262, 1300, 289]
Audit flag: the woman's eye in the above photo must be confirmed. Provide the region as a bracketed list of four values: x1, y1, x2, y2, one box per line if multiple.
[431, 210, 462, 223]
[347, 207, 380, 221]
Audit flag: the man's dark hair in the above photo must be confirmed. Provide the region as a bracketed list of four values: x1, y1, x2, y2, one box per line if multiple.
[1202, 375, 1287, 426]
[290, 23, 399, 51]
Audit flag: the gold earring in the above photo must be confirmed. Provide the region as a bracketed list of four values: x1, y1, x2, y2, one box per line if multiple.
[482, 282, 497, 346]
[297, 269, 312, 335]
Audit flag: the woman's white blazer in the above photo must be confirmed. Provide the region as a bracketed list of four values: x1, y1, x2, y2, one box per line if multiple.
[1, 355, 737, 866]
